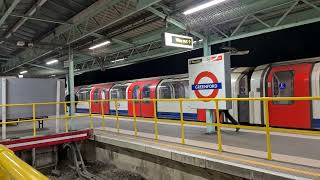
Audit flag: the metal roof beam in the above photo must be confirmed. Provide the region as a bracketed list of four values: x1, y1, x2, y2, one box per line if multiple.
[146, 7, 206, 40]
[1, 13, 73, 25]
[1, 0, 161, 73]
[2, 0, 48, 39]
[26, 63, 62, 71]
[0, 0, 21, 28]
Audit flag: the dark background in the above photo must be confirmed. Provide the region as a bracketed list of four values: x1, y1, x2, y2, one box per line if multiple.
[75, 22, 320, 86]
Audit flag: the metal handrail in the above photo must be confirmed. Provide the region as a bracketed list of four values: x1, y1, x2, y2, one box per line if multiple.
[1, 97, 320, 162]
[0, 145, 48, 180]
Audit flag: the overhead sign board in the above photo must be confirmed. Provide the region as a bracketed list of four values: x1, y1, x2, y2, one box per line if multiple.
[188, 53, 231, 109]
[163, 32, 193, 49]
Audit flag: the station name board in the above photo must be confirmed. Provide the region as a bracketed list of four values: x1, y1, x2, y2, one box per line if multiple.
[163, 32, 193, 49]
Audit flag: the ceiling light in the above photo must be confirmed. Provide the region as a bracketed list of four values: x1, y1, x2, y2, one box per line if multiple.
[89, 40, 111, 50]
[18, 74, 23, 78]
[111, 58, 125, 63]
[46, 59, 59, 65]
[20, 70, 28, 74]
[183, 0, 227, 15]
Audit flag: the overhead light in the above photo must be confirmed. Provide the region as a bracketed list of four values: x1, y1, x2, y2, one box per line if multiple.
[20, 70, 28, 74]
[46, 59, 59, 65]
[18, 74, 23, 78]
[111, 58, 125, 63]
[50, 74, 56, 77]
[183, 0, 227, 15]
[89, 40, 111, 50]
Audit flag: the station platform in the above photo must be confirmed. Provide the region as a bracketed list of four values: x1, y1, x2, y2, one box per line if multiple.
[93, 129, 320, 180]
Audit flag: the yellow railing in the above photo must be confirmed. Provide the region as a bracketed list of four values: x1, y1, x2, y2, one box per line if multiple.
[0, 145, 48, 180]
[0, 97, 320, 162]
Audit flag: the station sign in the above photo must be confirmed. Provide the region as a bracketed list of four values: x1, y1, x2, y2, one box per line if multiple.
[188, 53, 231, 109]
[163, 32, 193, 49]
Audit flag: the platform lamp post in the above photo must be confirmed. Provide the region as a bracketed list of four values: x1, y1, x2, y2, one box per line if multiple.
[68, 46, 76, 131]
[203, 38, 215, 134]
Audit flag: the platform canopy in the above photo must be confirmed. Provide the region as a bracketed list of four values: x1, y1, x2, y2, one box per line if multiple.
[0, 0, 319, 77]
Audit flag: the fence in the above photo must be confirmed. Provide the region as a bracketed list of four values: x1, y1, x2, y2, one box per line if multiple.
[1, 97, 320, 162]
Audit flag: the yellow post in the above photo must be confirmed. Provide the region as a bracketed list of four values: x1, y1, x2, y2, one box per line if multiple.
[32, 104, 36, 137]
[64, 102, 68, 133]
[179, 99, 185, 144]
[215, 100, 223, 152]
[264, 99, 272, 160]
[153, 99, 158, 140]
[89, 101, 93, 129]
[133, 99, 137, 137]
[115, 99, 119, 133]
[101, 101, 105, 128]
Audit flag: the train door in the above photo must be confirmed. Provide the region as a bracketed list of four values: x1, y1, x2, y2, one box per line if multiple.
[101, 88, 109, 114]
[141, 83, 158, 117]
[91, 87, 101, 114]
[128, 80, 160, 117]
[267, 63, 312, 129]
[132, 84, 142, 116]
[237, 73, 251, 124]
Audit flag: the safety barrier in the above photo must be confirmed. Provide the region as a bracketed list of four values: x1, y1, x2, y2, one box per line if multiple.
[0, 144, 48, 180]
[0, 97, 320, 162]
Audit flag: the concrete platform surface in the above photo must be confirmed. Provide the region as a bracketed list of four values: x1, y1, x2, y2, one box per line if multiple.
[93, 129, 320, 180]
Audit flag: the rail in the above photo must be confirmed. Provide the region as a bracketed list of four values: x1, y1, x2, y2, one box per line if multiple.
[0, 144, 48, 180]
[0, 97, 320, 162]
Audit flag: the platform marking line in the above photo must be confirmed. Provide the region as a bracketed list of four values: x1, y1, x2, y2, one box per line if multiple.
[6, 133, 87, 148]
[98, 130, 320, 177]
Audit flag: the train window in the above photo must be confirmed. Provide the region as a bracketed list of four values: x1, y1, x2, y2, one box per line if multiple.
[78, 88, 91, 100]
[142, 84, 153, 103]
[159, 83, 173, 99]
[110, 86, 127, 99]
[101, 88, 107, 100]
[93, 89, 100, 100]
[239, 76, 248, 96]
[272, 71, 294, 105]
[173, 80, 189, 98]
[132, 85, 140, 99]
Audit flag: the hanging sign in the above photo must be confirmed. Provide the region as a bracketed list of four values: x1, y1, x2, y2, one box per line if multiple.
[163, 32, 193, 49]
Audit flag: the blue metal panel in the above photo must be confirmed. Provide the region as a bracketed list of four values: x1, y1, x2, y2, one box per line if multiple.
[312, 119, 320, 128]
[157, 112, 198, 121]
[110, 110, 128, 116]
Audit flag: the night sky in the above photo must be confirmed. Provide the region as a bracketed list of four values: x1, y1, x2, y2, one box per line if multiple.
[75, 22, 320, 86]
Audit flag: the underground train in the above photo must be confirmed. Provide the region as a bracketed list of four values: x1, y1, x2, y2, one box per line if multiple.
[74, 57, 320, 130]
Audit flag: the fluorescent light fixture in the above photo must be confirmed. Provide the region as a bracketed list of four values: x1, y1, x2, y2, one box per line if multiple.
[20, 70, 28, 74]
[50, 74, 56, 77]
[18, 74, 23, 78]
[111, 58, 125, 63]
[89, 40, 111, 50]
[183, 0, 227, 15]
[46, 59, 59, 65]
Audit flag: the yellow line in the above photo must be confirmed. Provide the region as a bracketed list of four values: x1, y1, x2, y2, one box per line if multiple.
[126, 136, 320, 177]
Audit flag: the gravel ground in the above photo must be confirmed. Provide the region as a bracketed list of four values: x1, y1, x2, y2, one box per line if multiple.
[44, 161, 146, 180]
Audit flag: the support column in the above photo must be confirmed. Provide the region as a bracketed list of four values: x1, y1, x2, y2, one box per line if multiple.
[68, 46, 75, 131]
[203, 38, 215, 134]
[1, 78, 6, 140]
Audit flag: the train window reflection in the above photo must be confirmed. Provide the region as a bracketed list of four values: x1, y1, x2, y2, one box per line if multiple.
[272, 71, 294, 105]
[78, 88, 92, 101]
[158, 80, 189, 99]
[93, 89, 100, 100]
[110, 86, 127, 99]
[142, 84, 151, 99]
[132, 85, 140, 99]
[159, 83, 173, 99]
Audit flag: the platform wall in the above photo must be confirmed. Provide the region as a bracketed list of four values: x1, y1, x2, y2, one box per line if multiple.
[0, 78, 65, 119]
